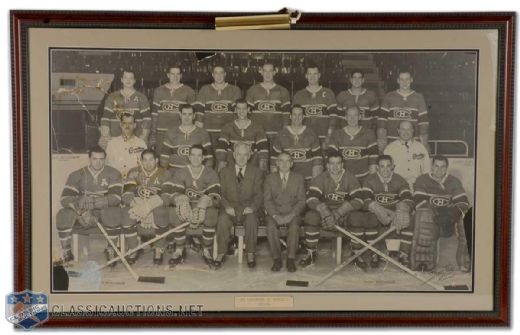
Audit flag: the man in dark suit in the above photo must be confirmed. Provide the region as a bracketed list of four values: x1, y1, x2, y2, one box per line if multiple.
[215, 142, 264, 268]
[264, 152, 306, 272]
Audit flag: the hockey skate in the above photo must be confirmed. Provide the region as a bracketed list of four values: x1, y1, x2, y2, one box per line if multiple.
[104, 247, 117, 268]
[153, 247, 164, 265]
[299, 250, 317, 268]
[169, 248, 186, 267]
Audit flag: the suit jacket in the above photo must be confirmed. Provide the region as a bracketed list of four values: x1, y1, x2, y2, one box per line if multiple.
[219, 163, 264, 212]
[264, 171, 306, 217]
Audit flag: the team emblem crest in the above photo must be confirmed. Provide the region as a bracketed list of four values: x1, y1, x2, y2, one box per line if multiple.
[186, 188, 202, 200]
[342, 148, 361, 159]
[288, 150, 307, 161]
[137, 186, 154, 199]
[393, 109, 412, 119]
[430, 196, 451, 207]
[326, 192, 346, 201]
[304, 106, 323, 116]
[375, 193, 398, 205]
[177, 146, 190, 156]
[258, 102, 276, 112]
[5, 290, 48, 330]
[211, 102, 228, 112]
[162, 102, 180, 112]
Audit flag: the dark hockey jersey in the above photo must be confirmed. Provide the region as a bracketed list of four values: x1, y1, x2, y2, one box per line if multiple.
[60, 165, 123, 208]
[413, 173, 469, 210]
[216, 120, 268, 162]
[271, 126, 322, 181]
[193, 83, 241, 134]
[292, 86, 338, 139]
[362, 172, 413, 211]
[328, 126, 378, 178]
[151, 84, 196, 136]
[335, 89, 379, 130]
[123, 166, 172, 200]
[378, 90, 429, 141]
[101, 89, 151, 137]
[171, 165, 221, 205]
[246, 83, 291, 135]
[161, 126, 213, 169]
[307, 170, 363, 210]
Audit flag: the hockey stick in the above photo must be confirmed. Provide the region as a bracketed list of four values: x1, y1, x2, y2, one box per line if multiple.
[313, 226, 396, 287]
[94, 219, 165, 284]
[334, 225, 445, 291]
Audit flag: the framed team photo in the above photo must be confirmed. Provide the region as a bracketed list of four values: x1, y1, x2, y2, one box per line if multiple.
[10, 10, 514, 328]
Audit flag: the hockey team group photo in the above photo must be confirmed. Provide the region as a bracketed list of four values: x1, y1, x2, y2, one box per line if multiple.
[50, 50, 476, 292]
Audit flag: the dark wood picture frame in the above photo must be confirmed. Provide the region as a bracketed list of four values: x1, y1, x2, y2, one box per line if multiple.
[10, 10, 515, 327]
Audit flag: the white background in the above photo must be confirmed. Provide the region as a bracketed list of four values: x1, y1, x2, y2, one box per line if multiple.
[0, 0, 517, 333]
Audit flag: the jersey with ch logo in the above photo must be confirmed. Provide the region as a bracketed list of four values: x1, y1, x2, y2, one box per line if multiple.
[246, 83, 291, 136]
[161, 126, 213, 169]
[292, 86, 338, 139]
[306, 169, 363, 210]
[193, 83, 241, 134]
[362, 172, 413, 211]
[413, 173, 469, 210]
[170, 165, 221, 205]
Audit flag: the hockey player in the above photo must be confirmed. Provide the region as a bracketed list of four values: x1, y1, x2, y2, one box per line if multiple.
[329, 105, 378, 180]
[105, 113, 147, 179]
[246, 62, 291, 138]
[216, 99, 269, 171]
[149, 65, 196, 153]
[160, 104, 213, 170]
[362, 155, 414, 268]
[99, 70, 151, 148]
[299, 150, 364, 267]
[55, 146, 123, 263]
[377, 70, 429, 153]
[120, 149, 173, 265]
[193, 65, 242, 145]
[336, 69, 380, 132]
[292, 65, 338, 143]
[169, 144, 221, 267]
[384, 120, 431, 189]
[271, 105, 323, 183]
[413, 156, 471, 271]
[215, 142, 264, 269]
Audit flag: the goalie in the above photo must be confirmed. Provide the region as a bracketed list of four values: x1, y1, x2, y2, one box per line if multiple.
[169, 144, 221, 267]
[121, 149, 173, 265]
[362, 155, 414, 268]
[300, 150, 364, 267]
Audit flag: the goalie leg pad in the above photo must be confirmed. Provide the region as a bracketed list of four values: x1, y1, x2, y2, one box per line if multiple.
[303, 210, 321, 251]
[411, 208, 439, 271]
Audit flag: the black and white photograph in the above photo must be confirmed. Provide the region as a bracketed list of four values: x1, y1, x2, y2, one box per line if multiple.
[49, 49, 477, 293]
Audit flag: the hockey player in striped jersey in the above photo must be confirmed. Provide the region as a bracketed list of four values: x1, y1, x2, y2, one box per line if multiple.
[329, 105, 378, 180]
[362, 155, 414, 268]
[100, 70, 151, 149]
[160, 105, 213, 170]
[292, 65, 338, 142]
[55, 146, 123, 264]
[169, 145, 221, 267]
[246, 62, 291, 138]
[271, 105, 323, 182]
[121, 149, 173, 265]
[216, 99, 269, 171]
[377, 70, 430, 153]
[413, 156, 471, 271]
[336, 69, 380, 132]
[299, 150, 364, 267]
[193, 65, 242, 144]
[150, 65, 196, 153]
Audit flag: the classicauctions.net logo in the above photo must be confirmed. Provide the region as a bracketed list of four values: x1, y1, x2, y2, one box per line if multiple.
[6, 290, 49, 330]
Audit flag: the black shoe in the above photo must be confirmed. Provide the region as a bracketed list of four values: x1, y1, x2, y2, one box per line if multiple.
[247, 254, 256, 269]
[104, 248, 117, 268]
[271, 259, 282, 272]
[169, 249, 186, 267]
[354, 257, 368, 272]
[153, 248, 164, 265]
[62, 249, 74, 263]
[126, 249, 142, 265]
[202, 249, 215, 268]
[226, 241, 236, 256]
[287, 258, 297, 272]
[299, 250, 317, 268]
[370, 254, 380, 268]
[398, 252, 410, 266]
[213, 255, 226, 269]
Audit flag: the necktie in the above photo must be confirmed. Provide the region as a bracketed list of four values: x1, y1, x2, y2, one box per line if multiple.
[237, 168, 244, 183]
[282, 175, 287, 190]
[405, 141, 409, 149]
